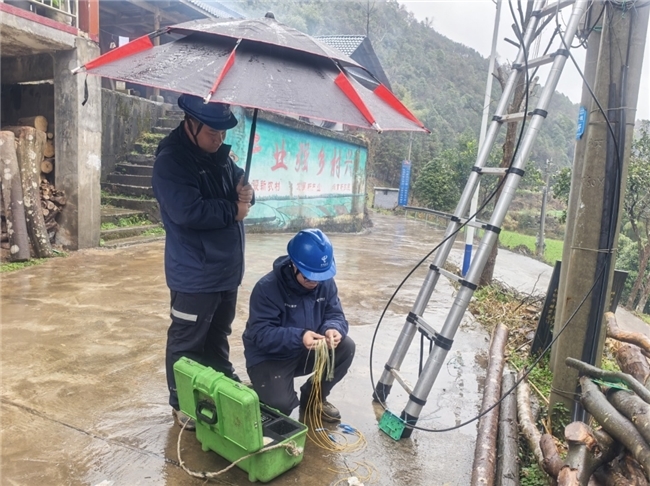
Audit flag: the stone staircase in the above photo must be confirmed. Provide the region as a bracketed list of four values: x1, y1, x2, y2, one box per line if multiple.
[100, 106, 184, 247]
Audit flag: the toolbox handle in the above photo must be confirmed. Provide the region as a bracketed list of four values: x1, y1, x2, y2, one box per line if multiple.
[196, 400, 218, 425]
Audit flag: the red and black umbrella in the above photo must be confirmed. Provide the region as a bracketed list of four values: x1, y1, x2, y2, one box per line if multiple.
[73, 15, 429, 180]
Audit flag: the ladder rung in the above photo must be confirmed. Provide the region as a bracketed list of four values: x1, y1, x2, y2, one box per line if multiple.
[496, 112, 531, 123]
[459, 217, 485, 230]
[389, 369, 413, 395]
[477, 167, 508, 175]
[514, 53, 555, 70]
[436, 267, 462, 284]
[538, 0, 575, 18]
[410, 314, 438, 340]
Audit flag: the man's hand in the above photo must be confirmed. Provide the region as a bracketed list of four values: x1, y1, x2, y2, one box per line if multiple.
[235, 200, 250, 221]
[324, 329, 342, 349]
[303, 330, 325, 350]
[236, 176, 254, 204]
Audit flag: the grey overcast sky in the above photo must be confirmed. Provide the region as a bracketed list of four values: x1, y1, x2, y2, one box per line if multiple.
[398, 1, 650, 121]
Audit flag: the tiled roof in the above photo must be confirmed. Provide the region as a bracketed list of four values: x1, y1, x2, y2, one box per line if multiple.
[315, 35, 365, 56]
[316, 35, 392, 90]
[186, 0, 245, 19]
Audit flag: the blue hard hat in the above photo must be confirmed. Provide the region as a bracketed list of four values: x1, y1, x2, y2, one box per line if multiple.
[177, 94, 238, 130]
[287, 229, 337, 281]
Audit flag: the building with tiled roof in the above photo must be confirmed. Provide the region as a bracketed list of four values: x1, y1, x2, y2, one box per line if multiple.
[316, 35, 392, 91]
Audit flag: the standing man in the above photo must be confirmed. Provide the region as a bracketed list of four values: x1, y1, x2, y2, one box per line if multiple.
[242, 229, 355, 423]
[152, 94, 254, 429]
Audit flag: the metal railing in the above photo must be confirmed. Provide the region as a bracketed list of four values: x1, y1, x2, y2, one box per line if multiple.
[25, 0, 78, 28]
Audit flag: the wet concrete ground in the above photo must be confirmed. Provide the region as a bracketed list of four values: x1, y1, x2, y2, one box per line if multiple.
[1, 212, 647, 486]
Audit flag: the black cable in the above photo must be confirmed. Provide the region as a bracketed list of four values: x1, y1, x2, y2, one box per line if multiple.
[370, 0, 627, 434]
[369, 0, 535, 432]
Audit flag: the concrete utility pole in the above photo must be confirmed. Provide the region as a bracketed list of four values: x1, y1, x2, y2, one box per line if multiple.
[550, 1, 649, 415]
[536, 159, 551, 258]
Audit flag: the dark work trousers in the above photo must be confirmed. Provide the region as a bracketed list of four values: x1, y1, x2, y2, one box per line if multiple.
[247, 336, 355, 416]
[166, 289, 238, 410]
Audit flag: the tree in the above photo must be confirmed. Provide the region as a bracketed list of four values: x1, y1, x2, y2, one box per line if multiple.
[552, 166, 572, 224]
[412, 133, 482, 211]
[413, 158, 460, 211]
[623, 122, 650, 313]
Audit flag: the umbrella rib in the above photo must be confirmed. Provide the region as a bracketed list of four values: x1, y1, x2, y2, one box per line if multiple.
[204, 38, 242, 103]
[334, 72, 381, 131]
[72, 28, 168, 74]
[373, 84, 429, 132]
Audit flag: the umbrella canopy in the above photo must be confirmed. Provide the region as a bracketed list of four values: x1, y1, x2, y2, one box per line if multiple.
[73, 15, 428, 133]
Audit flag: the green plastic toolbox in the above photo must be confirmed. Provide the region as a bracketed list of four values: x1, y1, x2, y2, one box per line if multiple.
[173, 357, 307, 482]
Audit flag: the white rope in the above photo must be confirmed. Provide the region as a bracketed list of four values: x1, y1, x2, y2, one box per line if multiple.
[176, 420, 303, 480]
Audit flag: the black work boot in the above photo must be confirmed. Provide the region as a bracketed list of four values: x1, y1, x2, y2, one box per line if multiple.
[299, 393, 341, 423]
[320, 401, 341, 423]
[172, 409, 196, 431]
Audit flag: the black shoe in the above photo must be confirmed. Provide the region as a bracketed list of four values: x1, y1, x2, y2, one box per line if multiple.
[172, 409, 196, 431]
[321, 401, 341, 423]
[299, 398, 341, 423]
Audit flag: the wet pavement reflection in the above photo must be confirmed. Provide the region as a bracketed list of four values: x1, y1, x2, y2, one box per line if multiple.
[2, 212, 491, 486]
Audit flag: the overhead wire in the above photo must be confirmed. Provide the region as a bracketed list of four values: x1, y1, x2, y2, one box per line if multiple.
[369, 0, 628, 434]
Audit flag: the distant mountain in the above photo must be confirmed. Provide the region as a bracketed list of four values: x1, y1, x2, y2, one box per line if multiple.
[240, 0, 579, 186]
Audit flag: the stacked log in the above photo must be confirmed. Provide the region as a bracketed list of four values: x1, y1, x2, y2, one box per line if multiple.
[40, 176, 66, 243]
[17, 116, 55, 179]
[537, 312, 650, 485]
[0, 131, 30, 261]
[0, 116, 65, 260]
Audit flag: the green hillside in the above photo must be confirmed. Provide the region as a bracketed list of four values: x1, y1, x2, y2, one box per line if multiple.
[241, 0, 579, 186]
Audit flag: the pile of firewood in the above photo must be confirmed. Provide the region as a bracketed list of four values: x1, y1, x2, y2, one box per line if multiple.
[40, 176, 66, 243]
[0, 116, 65, 261]
[471, 312, 650, 486]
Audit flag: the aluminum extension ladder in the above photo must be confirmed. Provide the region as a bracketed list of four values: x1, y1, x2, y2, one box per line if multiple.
[376, 0, 589, 439]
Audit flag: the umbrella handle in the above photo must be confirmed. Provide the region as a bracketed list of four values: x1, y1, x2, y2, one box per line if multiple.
[243, 108, 259, 185]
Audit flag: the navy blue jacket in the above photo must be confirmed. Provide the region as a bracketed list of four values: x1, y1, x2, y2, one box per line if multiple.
[152, 123, 250, 293]
[243, 256, 349, 368]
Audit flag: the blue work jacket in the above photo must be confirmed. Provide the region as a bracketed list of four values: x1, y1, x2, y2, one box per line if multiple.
[152, 123, 250, 293]
[243, 256, 349, 368]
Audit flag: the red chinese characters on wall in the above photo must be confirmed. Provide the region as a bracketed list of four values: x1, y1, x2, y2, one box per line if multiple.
[271, 140, 288, 171]
[330, 149, 341, 178]
[296, 181, 322, 193]
[251, 180, 282, 192]
[317, 148, 326, 176]
[331, 183, 352, 192]
[295, 143, 309, 172]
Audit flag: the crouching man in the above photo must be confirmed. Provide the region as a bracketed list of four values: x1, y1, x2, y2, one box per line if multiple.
[242, 229, 355, 422]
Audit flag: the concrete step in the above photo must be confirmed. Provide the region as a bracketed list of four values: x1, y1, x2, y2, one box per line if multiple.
[100, 195, 160, 221]
[101, 207, 148, 225]
[107, 173, 152, 187]
[165, 105, 183, 114]
[114, 163, 153, 177]
[133, 142, 158, 155]
[100, 224, 163, 241]
[152, 126, 172, 135]
[126, 153, 155, 166]
[101, 182, 154, 198]
[100, 234, 166, 249]
[158, 117, 182, 128]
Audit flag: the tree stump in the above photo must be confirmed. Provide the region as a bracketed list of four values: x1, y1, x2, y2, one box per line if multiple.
[5, 127, 53, 258]
[0, 131, 30, 261]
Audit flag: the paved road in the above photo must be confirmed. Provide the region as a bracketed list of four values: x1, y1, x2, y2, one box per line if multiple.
[1, 211, 646, 486]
